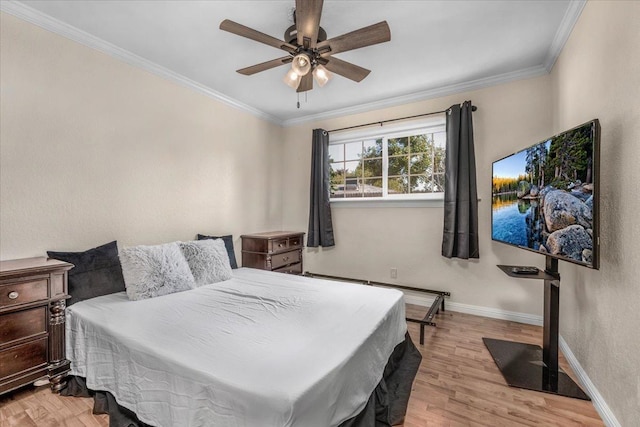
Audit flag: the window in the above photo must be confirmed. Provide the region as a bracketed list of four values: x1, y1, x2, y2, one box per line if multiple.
[329, 119, 446, 201]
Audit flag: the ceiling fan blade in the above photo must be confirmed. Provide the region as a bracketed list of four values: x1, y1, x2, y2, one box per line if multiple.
[324, 57, 370, 82]
[220, 19, 297, 54]
[237, 56, 293, 76]
[318, 21, 390, 56]
[295, 0, 323, 48]
[297, 73, 313, 92]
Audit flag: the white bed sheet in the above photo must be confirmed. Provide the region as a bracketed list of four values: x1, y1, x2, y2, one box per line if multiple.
[66, 268, 407, 427]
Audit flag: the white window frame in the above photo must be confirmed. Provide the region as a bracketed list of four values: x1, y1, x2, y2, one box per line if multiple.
[329, 115, 446, 207]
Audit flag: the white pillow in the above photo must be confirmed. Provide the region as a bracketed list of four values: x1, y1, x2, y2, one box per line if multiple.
[119, 242, 196, 301]
[179, 239, 232, 286]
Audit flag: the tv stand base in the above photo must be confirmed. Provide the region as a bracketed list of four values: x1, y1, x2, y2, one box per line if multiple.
[483, 338, 590, 400]
[487, 257, 590, 400]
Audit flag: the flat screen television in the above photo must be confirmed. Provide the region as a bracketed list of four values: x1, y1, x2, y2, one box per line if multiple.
[491, 119, 600, 269]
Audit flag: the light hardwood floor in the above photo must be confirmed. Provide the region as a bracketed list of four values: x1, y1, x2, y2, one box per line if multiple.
[0, 306, 604, 426]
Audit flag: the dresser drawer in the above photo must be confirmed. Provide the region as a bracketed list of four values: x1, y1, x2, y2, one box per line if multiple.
[0, 307, 48, 346]
[0, 338, 48, 378]
[0, 279, 48, 308]
[273, 263, 302, 275]
[271, 249, 301, 270]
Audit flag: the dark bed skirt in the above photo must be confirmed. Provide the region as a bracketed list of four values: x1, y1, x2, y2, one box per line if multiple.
[62, 332, 422, 427]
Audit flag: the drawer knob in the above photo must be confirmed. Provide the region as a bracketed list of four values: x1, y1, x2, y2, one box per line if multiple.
[8, 291, 19, 300]
[283, 256, 289, 261]
[278, 243, 285, 247]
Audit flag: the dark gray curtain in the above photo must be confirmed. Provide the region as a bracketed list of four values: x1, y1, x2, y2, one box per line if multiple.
[307, 128, 335, 247]
[442, 101, 479, 259]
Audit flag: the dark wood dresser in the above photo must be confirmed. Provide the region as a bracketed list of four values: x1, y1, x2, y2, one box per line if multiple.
[0, 257, 73, 394]
[241, 231, 305, 275]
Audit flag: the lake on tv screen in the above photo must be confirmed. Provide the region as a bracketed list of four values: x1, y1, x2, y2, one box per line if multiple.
[492, 195, 532, 248]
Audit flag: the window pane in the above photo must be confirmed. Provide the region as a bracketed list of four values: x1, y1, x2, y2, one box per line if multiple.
[388, 176, 409, 194]
[410, 175, 428, 193]
[434, 145, 446, 173]
[409, 134, 432, 153]
[330, 163, 345, 198]
[330, 163, 344, 183]
[432, 173, 445, 192]
[363, 158, 383, 177]
[411, 175, 446, 193]
[362, 139, 382, 158]
[344, 160, 360, 178]
[362, 178, 383, 197]
[410, 154, 432, 175]
[328, 144, 344, 162]
[344, 141, 362, 161]
[388, 155, 408, 175]
[388, 137, 409, 155]
[433, 131, 446, 149]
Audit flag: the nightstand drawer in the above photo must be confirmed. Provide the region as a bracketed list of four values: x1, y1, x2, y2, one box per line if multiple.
[0, 338, 48, 378]
[0, 279, 48, 308]
[0, 307, 48, 346]
[288, 235, 303, 249]
[271, 249, 301, 270]
[273, 263, 302, 275]
[271, 238, 289, 253]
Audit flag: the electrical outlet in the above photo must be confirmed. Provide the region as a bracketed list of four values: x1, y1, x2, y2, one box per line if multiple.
[390, 268, 397, 279]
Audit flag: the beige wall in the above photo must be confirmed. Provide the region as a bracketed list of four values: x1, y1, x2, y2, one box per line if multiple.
[550, 2, 640, 425]
[282, 75, 553, 315]
[0, 13, 284, 259]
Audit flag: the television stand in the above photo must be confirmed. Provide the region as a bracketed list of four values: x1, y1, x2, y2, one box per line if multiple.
[483, 257, 590, 400]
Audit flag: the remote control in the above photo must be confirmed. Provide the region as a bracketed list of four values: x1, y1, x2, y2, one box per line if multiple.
[511, 266, 539, 274]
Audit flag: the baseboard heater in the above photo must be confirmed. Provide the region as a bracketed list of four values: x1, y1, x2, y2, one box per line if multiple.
[303, 272, 449, 345]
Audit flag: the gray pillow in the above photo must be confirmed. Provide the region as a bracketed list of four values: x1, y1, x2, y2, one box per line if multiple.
[197, 234, 238, 269]
[180, 239, 232, 286]
[119, 242, 196, 301]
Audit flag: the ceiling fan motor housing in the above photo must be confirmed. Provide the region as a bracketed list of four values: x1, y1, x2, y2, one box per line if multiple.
[284, 25, 327, 46]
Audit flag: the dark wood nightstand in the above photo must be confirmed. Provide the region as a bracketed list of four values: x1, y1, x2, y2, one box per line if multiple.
[241, 231, 305, 275]
[0, 257, 73, 394]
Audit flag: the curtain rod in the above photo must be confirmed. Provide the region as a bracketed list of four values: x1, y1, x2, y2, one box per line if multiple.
[326, 105, 477, 134]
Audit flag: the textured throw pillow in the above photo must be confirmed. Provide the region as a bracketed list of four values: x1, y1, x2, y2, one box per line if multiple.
[119, 242, 196, 301]
[197, 234, 238, 268]
[180, 239, 232, 286]
[47, 241, 126, 306]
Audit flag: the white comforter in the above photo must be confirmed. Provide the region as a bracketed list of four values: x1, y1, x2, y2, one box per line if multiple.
[66, 268, 407, 427]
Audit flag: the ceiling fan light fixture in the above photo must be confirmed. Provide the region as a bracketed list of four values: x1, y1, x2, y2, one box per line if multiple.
[283, 68, 302, 89]
[313, 65, 332, 87]
[291, 53, 312, 76]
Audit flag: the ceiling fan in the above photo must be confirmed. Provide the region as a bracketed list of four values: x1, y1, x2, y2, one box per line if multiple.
[219, 0, 391, 93]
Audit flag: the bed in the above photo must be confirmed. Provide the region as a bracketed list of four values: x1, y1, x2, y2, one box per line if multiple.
[63, 268, 420, 427]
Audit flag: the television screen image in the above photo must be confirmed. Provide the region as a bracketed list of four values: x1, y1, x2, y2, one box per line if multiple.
[491, 120, 600, 269]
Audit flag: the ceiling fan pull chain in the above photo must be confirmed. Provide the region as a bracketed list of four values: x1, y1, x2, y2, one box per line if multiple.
[297, 92, 300, 109]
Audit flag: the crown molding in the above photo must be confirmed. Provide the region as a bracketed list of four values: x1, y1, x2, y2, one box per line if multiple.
[0, 0, 283, 125]
[281, 64, 548, 127]
[544, 0, 586, 72]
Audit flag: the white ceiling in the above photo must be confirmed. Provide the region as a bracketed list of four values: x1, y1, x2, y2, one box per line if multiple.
[3, 1, 583, 125]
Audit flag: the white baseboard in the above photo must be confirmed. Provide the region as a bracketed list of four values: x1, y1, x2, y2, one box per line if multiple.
[404, 294, 620, 427]
[558, 336, 621, 427]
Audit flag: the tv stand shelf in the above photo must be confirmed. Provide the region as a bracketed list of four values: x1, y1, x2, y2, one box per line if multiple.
[497, 264, 557, 281]
[484, 258, 590, 400]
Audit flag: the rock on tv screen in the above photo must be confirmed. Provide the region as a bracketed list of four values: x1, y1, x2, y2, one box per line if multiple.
[491, 120, 600, 269]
